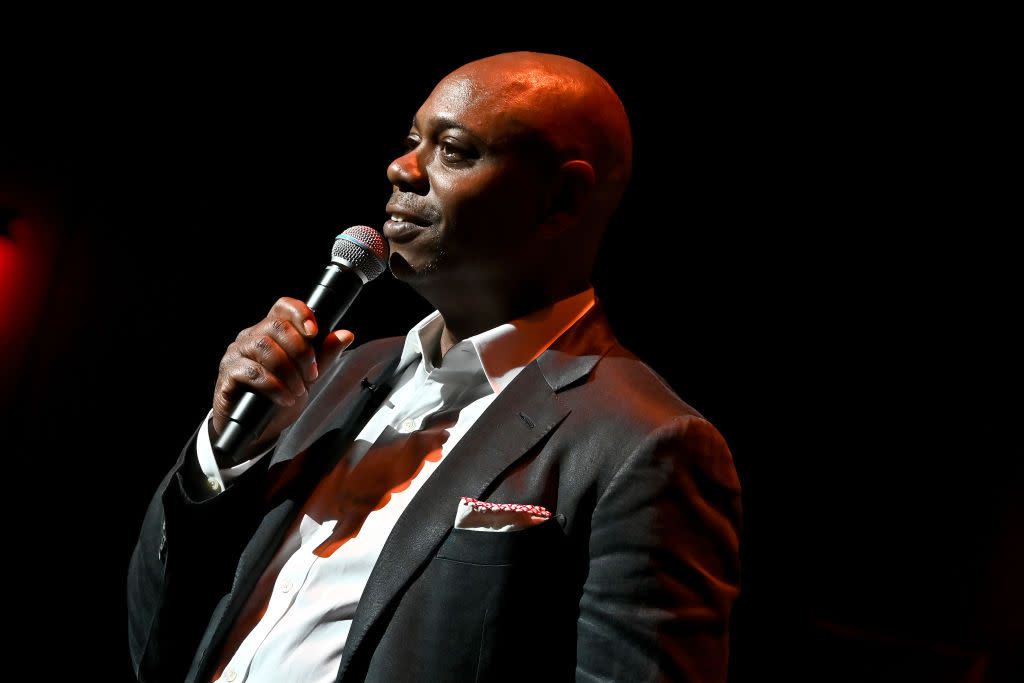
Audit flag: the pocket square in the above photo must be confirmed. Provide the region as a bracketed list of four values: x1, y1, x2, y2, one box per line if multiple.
[454, 496, 552, 532]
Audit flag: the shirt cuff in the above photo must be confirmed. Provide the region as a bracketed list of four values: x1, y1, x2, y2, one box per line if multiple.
[195, 410, 274, 494]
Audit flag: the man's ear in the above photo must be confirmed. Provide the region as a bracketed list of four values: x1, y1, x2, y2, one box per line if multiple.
[537, 159, 596, 239]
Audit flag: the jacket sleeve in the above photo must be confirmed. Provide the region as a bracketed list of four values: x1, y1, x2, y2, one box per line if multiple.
[575, 414, 743, 682]
[126, 424, 278, 683]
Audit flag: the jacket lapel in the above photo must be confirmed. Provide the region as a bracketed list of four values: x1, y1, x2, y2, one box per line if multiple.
[336, 298, 618, 682]
[269, 348, 409, 470]
[241, 347, 408, 574]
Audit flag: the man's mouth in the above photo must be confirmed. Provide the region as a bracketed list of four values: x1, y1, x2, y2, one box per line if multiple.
[383, 215, 427, 243]
[386, 211, 432, 227]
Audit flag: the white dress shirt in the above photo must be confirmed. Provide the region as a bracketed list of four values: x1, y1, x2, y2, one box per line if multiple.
[194, 287, 596, 683]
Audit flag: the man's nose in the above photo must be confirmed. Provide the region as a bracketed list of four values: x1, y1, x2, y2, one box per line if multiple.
[387, 150, 426, 192]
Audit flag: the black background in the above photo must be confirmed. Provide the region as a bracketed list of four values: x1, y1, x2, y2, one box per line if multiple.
[1, 23, 1019, 682]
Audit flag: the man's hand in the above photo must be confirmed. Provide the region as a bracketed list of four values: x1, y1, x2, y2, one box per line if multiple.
[210, 296, 355, 461]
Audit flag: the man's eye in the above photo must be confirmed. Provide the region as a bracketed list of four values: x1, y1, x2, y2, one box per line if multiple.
[440, 141, 470, 162]
[403, 135, 422, 152]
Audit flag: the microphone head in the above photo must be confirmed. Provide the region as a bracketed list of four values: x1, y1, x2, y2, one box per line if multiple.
[332, 225, 389, 282]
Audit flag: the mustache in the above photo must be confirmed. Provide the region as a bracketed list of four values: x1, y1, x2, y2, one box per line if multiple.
[386, 195, 439, 224]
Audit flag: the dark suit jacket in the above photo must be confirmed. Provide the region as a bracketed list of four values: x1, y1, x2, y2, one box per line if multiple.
[127, 297, 742, 682]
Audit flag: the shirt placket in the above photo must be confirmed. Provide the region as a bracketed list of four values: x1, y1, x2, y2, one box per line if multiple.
[217, 518, 344, 683]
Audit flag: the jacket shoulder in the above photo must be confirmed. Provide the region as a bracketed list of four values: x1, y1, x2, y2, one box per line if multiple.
[552, 340, 734, 488]
[584, 340, 709, 426]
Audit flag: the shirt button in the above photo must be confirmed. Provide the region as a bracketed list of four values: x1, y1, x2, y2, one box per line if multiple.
[207, 478, 223, 493]
[281, 579, 293, 593]
[400, 418, 416, 432]
[224, 669, 237, 682]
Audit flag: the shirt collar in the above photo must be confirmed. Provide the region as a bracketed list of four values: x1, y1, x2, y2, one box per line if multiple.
[397, 286, 596, 395]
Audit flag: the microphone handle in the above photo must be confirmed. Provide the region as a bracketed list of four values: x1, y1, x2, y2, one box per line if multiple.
[212, 263, 364, 464]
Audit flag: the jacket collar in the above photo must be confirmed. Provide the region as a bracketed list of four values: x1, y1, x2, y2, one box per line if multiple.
[397, 286, 597, 395]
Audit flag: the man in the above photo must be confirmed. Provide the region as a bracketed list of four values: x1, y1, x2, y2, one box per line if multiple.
[128, 51, 742, 682]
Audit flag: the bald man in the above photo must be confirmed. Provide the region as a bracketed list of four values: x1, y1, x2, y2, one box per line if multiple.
[128, 52, 742, 683]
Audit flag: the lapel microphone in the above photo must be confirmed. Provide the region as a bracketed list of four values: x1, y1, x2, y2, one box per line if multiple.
[213, 226, 390, 462]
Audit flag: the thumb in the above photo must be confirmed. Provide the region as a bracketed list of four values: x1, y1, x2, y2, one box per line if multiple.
[317, 329, 356, 373]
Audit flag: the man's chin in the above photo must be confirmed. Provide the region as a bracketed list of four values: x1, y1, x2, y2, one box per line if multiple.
[387, 251, 444, 284]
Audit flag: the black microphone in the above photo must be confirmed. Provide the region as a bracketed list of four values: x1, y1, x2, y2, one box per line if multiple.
[212, 225, 390, 462]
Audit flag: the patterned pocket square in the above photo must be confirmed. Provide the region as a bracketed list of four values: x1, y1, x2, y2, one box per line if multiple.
[454, 496, 552, 532]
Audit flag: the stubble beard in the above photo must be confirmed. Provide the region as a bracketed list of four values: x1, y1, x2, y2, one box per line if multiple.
[389, 228, 448, 282]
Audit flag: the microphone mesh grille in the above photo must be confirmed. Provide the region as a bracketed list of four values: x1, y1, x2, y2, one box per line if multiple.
[332, 226, 389, 281]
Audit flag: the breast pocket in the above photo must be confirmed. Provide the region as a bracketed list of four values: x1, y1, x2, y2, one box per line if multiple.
[430, 517, 576, 681]
[434, 515, 566, 566]
[380, 517, 574, 681]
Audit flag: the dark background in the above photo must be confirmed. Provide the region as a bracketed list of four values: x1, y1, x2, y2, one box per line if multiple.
[1, 26, 1018, 683]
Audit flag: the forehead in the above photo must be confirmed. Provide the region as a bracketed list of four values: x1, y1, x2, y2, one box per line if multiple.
[414, 74, 536, 147]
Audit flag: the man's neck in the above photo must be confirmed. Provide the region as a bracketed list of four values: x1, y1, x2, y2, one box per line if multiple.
[428, 281, 591, 363]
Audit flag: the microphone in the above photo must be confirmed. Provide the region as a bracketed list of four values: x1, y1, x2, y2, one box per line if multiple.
[212, 225, 390, 461]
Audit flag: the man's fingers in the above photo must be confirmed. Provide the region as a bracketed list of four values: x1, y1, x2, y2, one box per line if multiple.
[260, 317, 317, 383]
[211, 300, 325, 444]
[317, 329, 356, 373]
[237, 334, 307, 397]
[220, 358, 297, 408]
[270, 296, 318, 340]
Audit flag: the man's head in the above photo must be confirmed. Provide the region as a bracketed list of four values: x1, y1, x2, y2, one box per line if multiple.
[384, 51, 632, 300]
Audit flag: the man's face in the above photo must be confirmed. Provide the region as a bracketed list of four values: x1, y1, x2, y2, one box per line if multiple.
[384, 73, 552, 287]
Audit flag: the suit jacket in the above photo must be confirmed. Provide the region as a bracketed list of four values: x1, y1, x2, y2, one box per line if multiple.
[127, 298, 743, 682]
